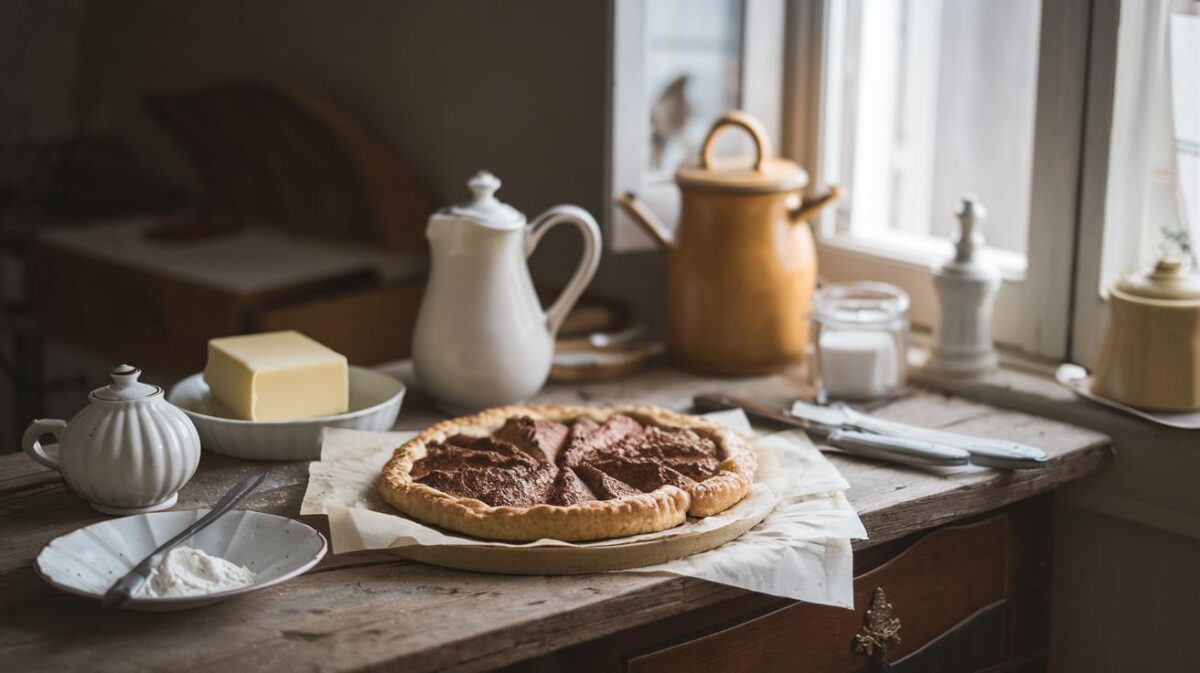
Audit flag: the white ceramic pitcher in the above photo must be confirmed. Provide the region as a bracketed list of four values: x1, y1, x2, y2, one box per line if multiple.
[413, 171, 601, 413]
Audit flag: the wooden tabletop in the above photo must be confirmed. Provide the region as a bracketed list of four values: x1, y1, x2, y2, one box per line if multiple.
[0, 363, 1112, 673]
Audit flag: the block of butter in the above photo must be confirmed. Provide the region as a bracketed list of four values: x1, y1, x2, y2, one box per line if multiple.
[204, 331, 349, 422]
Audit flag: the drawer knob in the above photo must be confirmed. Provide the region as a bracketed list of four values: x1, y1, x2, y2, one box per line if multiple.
[852, 587, 902, 669]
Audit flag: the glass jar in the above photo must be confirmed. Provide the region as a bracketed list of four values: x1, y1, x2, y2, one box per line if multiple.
[811, 282, 910, 401]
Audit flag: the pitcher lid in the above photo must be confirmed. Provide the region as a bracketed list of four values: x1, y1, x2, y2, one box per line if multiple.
[675, 111, 809, 193]
[1115, 258, 1200, 301]
[440, 171, 525, 230]
[92, 364, 161, 401]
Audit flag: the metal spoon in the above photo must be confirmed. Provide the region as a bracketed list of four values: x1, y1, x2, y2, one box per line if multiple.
[102, 472, 266, 610]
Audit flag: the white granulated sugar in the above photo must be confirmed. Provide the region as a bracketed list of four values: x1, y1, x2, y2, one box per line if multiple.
[136, 546, 256, 598]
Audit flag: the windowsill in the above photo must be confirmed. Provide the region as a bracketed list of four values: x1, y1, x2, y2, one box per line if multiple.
[817, 230, 1029, 281]
[908, 346, 1200, 543]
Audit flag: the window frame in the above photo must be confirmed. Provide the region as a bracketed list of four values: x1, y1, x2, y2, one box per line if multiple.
[608, 0, 787, 252]
[607, 0, 1131, 365]
[1070, 0, 1122, 369]
[784, 0, 1095, 360]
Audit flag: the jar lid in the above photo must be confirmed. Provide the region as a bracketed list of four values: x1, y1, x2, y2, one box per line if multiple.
[1115, 258, 1200, 301]
[92, 365, 161, 401]
[674, 111, 809, 193]
[812, 282, 910, 325]
[440, 171, 525, 230]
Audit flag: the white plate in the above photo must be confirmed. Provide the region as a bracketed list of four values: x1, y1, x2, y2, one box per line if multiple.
[1055, 363, 1200, 430]
[35, 509, 327, 611]
[168, 366, 405, 460]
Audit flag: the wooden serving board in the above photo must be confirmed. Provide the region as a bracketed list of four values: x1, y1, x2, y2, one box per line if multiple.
[391, 506, 772, 575]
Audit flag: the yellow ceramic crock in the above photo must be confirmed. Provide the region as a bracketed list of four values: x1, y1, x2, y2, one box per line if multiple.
[615, 111, 839, 375]
[1092, 258, 1200, 411]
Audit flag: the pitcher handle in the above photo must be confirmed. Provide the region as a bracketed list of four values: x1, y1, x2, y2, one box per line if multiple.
[22, 418, 67, 471]
[525, 205, 602, 336]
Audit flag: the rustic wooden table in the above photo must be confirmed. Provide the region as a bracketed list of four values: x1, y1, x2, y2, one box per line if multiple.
[0, 363, 1112, 672]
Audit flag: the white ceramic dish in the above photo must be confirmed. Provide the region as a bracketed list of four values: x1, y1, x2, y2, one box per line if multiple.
[35, 509, 327, 611]
[168, 366, 405, 460]
[1056, 363, 1200, 430]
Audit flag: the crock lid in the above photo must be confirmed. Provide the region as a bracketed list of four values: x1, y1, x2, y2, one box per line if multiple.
[92, 365, 161, 401]
[674, 111, 809, 193]
[1116, 258, 1200, 301]
[439, 171, 525, 229]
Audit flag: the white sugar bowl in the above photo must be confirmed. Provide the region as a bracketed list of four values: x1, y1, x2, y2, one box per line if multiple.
[22, 364, 201, 516]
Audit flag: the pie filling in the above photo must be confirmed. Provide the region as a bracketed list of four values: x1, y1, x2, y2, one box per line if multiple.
[411, 414, 723, 507]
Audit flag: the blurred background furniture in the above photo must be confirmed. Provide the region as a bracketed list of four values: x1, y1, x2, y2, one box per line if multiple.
[26, 82, 433, 442]
[1, 131, 187, 447]
[4, 81, 436, 446]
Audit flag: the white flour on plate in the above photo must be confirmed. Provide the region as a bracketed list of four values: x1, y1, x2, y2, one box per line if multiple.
[136, 546, 255, 598]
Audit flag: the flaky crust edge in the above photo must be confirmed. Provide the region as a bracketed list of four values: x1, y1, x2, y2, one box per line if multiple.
[377, 404, 757, 542]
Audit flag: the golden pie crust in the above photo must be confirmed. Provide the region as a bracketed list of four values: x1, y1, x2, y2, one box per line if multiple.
[377, 404, 757, 542]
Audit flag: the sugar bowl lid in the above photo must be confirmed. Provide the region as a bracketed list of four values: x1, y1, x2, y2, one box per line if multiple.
[675, 110, 809, 193]
[1115, 258, 1200, 301]
[91, 365, 161, 401]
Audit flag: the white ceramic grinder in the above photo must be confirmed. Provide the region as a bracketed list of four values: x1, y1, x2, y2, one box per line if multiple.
[928, 196, 1001, 376]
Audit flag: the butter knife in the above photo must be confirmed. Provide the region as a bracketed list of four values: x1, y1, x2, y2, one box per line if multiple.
[102, 472, 266, 610]
[790, 400, 1048, 470]
[694, 393, 970, 468]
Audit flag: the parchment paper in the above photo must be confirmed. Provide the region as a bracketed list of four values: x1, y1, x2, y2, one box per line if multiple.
[301, 410, 867, 608]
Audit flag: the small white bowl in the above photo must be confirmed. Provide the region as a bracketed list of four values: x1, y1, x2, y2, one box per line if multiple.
[168, 366, 405, 460]
[35, 509, 327, 611]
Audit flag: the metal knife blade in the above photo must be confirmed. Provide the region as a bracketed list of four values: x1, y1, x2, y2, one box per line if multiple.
[789, 400, 1048, 470]
[693, 393, 970, 468]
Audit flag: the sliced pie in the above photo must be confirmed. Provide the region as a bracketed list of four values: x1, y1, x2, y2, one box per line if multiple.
[377, 405, 756, 542]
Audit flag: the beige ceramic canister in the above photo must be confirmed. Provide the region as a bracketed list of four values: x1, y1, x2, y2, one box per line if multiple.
[1092, 258, 1200, 410]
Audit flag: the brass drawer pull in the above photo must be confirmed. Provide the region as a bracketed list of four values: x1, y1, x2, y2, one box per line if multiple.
[852, 587, 902, 670]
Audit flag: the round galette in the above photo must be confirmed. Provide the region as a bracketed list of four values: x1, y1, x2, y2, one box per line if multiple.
[378, 405, 756, 542]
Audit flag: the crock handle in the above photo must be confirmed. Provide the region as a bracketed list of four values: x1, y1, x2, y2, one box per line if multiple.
[525, 205, 602, 336]
[700, 110, 772, 171]
[22, 418, 67, 472]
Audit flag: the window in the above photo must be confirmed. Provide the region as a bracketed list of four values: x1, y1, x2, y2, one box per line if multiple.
[609, 0, 1197, 365]
[612, 0, 1089, 358]
[1095, 1, 1198, 281]
[1174, 10, 1200, 254]
[789, 0, 1088, 359]
[610, 0, 785, 251]
[819, 0, 1041, 258]
[1072, 0, 1200, 365]
[643, 0, 743, 179]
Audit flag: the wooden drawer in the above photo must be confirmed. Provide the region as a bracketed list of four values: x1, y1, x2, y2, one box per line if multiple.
[627, 516, 1010, 673]
[553, 498, 1052, 673]
[250, 280, 424, 365]
[35, 241, 245, 375]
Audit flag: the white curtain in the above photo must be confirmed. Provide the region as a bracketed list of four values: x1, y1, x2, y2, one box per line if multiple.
[1101, 0, 1195, 279]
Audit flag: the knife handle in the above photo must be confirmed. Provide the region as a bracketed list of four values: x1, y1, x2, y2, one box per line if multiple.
[835, 405, 1049, 470]
[827, 429, 971, 468]
[695, 393, 971, 468]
